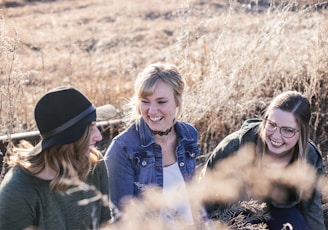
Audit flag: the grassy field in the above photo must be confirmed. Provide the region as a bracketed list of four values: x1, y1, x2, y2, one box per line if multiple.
[1, 0, 328, 158]
[1, 0, 328, 228]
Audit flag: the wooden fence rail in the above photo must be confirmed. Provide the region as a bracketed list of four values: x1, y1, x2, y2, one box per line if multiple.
[0, 119, 124, 144]
[0, 119, 125, 175]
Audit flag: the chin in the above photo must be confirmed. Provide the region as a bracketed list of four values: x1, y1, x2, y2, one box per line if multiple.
[268, 146, 288, 157]
[267, 143, 283, 155]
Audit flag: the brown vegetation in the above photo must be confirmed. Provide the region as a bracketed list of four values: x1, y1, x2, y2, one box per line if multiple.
[1, 0, 328, 158]
[1, 0, 328, 228]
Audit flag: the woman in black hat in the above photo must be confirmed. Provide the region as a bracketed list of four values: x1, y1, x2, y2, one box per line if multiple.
[0, 86, 112, 229]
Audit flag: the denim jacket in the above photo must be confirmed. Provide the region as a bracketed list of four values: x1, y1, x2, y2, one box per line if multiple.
[203, 119, 325, 230]
[104, 118, 200, 209]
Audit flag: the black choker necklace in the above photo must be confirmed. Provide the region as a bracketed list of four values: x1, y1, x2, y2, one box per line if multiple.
[151, 126, 173, 136]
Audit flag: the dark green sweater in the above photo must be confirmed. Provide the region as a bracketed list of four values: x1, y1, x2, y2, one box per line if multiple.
[0, 160, 111, 230]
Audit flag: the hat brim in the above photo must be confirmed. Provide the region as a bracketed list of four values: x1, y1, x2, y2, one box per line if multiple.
[28, 142, 43, 157]
[28, 110, 96, 156]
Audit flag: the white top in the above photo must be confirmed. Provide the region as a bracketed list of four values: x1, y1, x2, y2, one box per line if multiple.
[160, 162, 194, 225]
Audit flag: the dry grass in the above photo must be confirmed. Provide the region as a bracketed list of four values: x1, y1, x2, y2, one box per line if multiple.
[1, 0, 328, 228]
[1, 0, 327, 154]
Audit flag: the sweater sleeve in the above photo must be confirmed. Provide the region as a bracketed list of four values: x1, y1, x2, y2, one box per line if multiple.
[0, 168, 37, 229]
[94, 158, 112, 224]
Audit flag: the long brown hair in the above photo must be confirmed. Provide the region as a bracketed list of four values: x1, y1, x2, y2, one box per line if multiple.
[8, 124, 100, 191]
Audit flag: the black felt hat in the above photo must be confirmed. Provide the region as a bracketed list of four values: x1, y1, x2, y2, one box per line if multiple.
[29, 86, 96, 155]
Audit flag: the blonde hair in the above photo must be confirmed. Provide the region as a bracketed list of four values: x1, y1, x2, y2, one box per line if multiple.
[128, 63, 185, 122]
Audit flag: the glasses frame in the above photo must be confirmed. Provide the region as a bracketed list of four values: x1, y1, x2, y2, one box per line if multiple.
[264, 119, 300, 138]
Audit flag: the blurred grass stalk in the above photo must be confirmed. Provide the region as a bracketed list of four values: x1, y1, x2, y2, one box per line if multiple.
[0, 14, 26, 183]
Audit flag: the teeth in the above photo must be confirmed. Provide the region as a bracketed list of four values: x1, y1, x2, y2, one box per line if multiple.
[150, 117, 161, 122]
[271, 139, 283, 146]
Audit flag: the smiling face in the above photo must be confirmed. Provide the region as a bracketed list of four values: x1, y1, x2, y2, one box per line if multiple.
[140, 80, 177, 132]
[264, 109, 300, 158]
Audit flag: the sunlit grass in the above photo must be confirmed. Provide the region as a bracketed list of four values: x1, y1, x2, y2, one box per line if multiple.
[1, 0, 328, 228]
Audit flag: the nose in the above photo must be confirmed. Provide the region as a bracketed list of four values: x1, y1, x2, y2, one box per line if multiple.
[271, 127, 281, 137]
[93, 127, 103, 142]
[148, 103, 158, 114]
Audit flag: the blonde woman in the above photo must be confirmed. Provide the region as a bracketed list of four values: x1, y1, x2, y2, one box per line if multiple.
[105, 63, 200, 225]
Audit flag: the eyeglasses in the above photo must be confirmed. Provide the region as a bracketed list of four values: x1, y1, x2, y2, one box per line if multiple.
[264, 119, 299, 138]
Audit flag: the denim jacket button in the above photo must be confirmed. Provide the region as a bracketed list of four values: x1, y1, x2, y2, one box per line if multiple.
[190, 153, 195, 158]
[179, 162, 185, 167]
[141, 160, 147, 166]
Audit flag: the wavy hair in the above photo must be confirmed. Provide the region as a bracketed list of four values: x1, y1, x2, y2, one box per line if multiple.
[8, 123, 100, 191]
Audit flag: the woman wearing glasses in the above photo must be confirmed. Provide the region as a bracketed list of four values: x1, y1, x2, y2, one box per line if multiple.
[202, 91, 325, 230]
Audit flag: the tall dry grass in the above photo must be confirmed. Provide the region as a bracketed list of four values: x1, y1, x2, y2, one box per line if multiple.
[177, 2, 328, 159]
[1, 0, 327, 158]
[1, 0, 328, 229]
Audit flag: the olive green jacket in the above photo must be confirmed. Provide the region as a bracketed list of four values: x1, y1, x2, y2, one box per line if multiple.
[203, 119, 325, 230]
